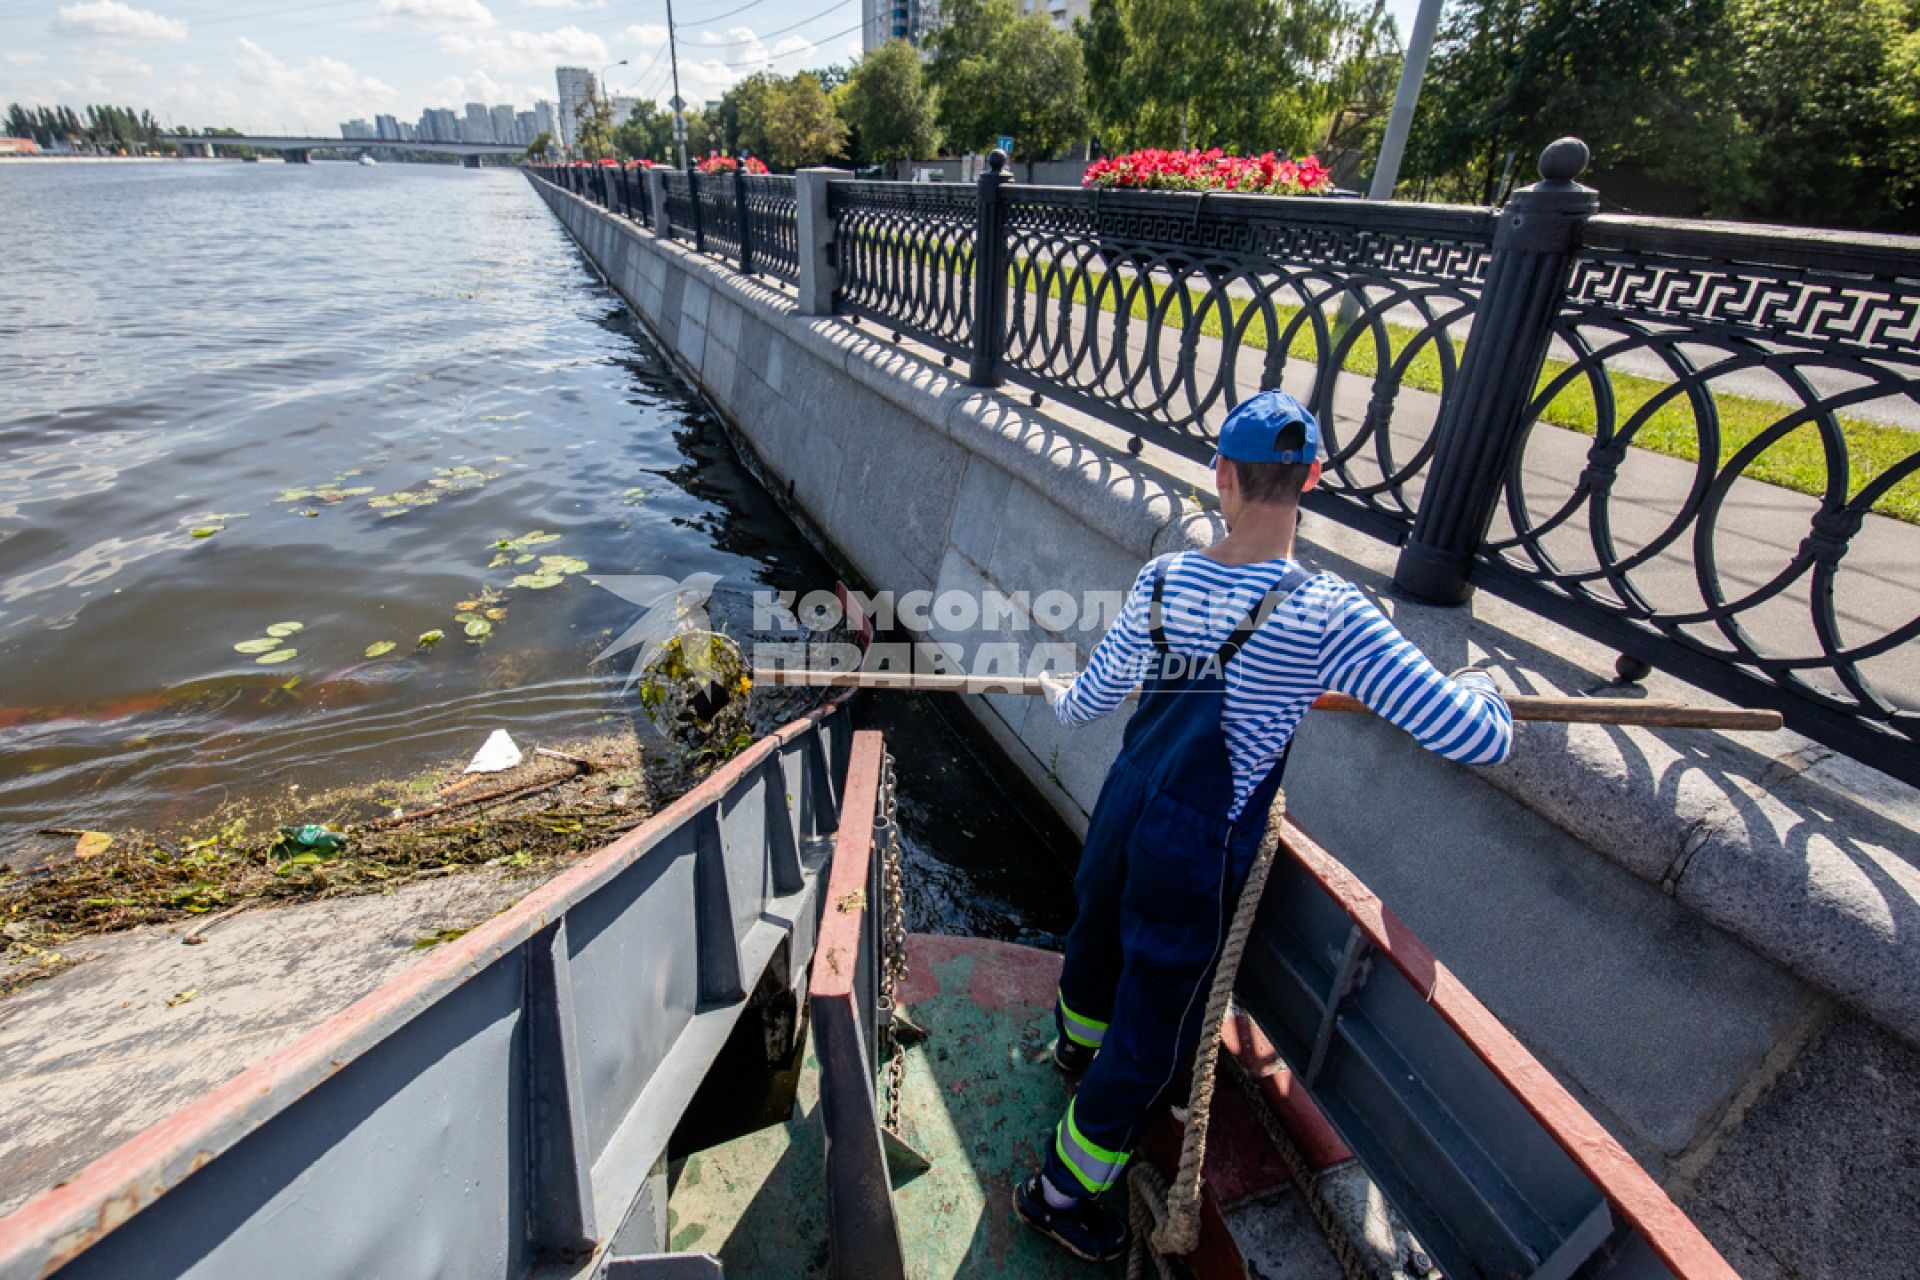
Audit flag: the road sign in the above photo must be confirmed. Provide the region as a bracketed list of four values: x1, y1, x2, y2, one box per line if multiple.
[670, 95, 686, 111]
[996, 135, 1015, 156]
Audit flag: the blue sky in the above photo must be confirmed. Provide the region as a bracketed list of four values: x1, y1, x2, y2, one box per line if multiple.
[1, 0, 1423, 136]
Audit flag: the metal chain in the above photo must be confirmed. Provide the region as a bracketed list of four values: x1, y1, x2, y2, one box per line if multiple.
[874, 751, 910, 1134]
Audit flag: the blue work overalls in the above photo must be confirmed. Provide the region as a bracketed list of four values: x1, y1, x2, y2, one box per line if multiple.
[1042, 557, 1309, 1200]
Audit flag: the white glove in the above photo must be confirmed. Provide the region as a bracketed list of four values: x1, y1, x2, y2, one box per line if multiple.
[1449, 666, 1500, 698]
[1037, 671, 1072, 714]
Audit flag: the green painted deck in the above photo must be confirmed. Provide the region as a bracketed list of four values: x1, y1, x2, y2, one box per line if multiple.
[667, 934, 1100, 1278]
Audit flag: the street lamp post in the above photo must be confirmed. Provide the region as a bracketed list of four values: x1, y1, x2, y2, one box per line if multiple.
[595, 59, 628, 159]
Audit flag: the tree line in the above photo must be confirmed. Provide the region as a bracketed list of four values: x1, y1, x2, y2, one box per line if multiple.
[5, 104, 169, 151]
[583, 0, 1916, 229]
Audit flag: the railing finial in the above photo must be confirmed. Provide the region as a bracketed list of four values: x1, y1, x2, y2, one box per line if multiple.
[1537, 136, 1589, 185]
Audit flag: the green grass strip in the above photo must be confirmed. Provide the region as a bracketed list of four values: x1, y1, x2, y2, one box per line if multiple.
[1013, 257, 1920, 524]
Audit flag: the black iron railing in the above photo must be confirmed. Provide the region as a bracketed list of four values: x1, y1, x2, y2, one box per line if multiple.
[1482, 215, 1920, 766]
[743, 174, 800, 284]
[696, 171, 744, 264]
[524, 155, 1920, 785]
[829, 180, 979, 359]
[996, 183, 1498, 524]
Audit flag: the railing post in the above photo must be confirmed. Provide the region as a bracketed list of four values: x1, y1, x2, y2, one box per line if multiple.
[796, 166, 848, 316]
[647, 167, 671, 237]
[734, 166, 755, 275]
[1393, 138, 1598, 604]
[687, 164, 706, 254]
[968, 149, 1013, 387]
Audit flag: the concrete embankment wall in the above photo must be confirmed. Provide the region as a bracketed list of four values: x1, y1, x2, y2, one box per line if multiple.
[531, 176, 1919, 1277]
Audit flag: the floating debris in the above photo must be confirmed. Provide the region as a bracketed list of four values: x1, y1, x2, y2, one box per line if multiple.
[464, 730, 522, 774]
[417, 630, 444, 649]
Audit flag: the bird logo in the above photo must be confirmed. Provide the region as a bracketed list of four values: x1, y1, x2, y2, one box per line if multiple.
[589, 571, 726, 691]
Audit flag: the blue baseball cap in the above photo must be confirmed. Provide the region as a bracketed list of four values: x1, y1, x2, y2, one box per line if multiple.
[1215, 390, 1321, 464]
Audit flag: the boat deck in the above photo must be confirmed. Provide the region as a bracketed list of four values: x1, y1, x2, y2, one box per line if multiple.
[668, 933, 1361, 1278]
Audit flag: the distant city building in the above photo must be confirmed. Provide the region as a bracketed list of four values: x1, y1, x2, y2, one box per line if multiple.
[399, 120, 417, 142]
[555, 67, 594, 154]
[1015, 0, 1082, 27]
[515, 110, 537, 146]
[463, 102, 493, 144]
[374, 113, 400, 141]
[861, 0, 941, 50]
[534, 100, 557, 143]
[490, 104, 516, 145]
[425, 108, 460, 143]
[610, 96, 642, 127]
[339, 118, 376, 140]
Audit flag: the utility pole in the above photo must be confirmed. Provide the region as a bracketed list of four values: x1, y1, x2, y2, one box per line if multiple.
[1366, 0, 1445, 201]
[665, 0, 689, 169]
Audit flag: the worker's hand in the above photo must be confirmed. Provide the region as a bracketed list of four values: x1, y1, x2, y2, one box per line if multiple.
[1037, 671, 1072, 714]
[1449, 666, 1501, 698]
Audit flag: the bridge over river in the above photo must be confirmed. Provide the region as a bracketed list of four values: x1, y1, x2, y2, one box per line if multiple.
[167, 133, 526, 163]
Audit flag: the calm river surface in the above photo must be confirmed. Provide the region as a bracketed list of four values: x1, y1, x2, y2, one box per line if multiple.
[0, 160, 1070, 941]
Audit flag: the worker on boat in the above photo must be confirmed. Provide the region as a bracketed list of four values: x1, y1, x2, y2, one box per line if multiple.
[1017, 389, 1514, 1263]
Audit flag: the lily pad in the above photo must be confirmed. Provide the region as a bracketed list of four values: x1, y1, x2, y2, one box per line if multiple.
[484, 607, 508, 621]
[539, 555, 588, 576]
[417, 630, 445, 649]
[514, 554, 534, 564]
[364, 641, 397, 658]
[454, 611, 485, 624]
[498, 530, 563, 551]
[255, 649, 298, 665]
[487, 553, 510, 569]
[464, 619, 493, 638]
[265, 621, 303, 637]
[233, 637, 281, 654]
[511, 572, 565, 590]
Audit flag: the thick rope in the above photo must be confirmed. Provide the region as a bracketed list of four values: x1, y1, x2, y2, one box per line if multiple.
[1223, 1052, 1370, 1280]
[1135, 787, 1290, 1262]
[1126, 1164, 1181, 1280]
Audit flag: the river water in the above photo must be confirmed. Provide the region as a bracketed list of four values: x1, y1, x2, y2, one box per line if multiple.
[0, 160, 1071, 942]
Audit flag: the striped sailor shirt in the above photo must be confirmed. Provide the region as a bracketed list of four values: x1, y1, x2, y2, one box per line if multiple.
[1056, 551, 1514, 819]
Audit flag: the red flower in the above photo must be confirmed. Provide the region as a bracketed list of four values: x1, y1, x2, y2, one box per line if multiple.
[1084, 147, 1334, 196]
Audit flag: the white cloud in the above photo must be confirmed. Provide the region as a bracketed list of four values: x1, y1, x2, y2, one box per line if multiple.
[92, 50, 154, 76]
[5, 51, 49, 65]
[522, 0, 605, 8]
[233, 37, 396, 129]
[377, 0, 495, 30]
[770, 35, 813, 58]
[428, 70, 547, 106]
[621, 22, 669, 46]
[51, 1, 187, 42]
[440, 25, 607, 74]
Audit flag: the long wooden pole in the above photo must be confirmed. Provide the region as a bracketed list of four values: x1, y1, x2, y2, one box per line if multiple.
[749, 668, 1785, 732]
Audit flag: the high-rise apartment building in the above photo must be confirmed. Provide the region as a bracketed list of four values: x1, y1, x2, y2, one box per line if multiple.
[490, 104, 516, 145]
[339, 118, 375, 139]
[515, 111, 537, 146]
[610, 96, 642, 127]
[464, 102, 493, 144]
[374, 113, 400, 140]
[555, 67, 594, 154]
[534, 99, 557, 143]
[861, 0, 940, 50]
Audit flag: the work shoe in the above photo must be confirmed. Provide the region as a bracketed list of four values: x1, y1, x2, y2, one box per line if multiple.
[1052, 1037, 1096, 1077]
[1014, 1173, 1128, 1263]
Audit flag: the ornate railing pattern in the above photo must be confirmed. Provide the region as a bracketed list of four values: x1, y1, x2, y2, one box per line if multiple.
[696, 172, 744, 264]
[523, 158, 1920, 783]
[744, 175, 800, 284]
[1488, 217, 1920, 756]
[828, 181, 978, 357]
[998, 184, 1498, 521]
[662, 171, 700, 250]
